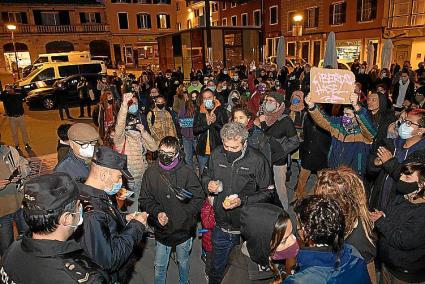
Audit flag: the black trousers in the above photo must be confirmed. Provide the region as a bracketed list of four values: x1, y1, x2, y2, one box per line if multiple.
[80, 98, 92, 117]
[58, 103, 71, 120]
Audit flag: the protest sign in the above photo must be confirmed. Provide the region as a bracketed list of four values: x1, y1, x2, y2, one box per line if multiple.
[309, 67, 355, 104]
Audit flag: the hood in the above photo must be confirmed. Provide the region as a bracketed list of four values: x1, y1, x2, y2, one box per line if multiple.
[240, 203, 284, 266]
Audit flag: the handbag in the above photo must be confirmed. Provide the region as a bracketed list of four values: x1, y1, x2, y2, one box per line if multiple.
[158, 172, 193, 202]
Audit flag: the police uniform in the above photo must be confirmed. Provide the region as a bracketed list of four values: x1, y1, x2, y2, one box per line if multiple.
[0, 172, 107, 284]
[76, 147, 145, 282]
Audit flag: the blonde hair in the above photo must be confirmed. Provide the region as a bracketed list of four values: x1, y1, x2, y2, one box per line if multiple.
[314, 167, 374, 244]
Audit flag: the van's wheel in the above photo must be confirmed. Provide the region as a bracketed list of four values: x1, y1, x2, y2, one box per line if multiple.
[42, 97, 55, 110]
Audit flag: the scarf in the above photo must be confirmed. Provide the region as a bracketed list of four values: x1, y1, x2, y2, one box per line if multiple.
[264, 104, 285, 126]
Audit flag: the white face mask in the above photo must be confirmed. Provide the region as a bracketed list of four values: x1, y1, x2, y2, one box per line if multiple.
[79, 144, 95, 159]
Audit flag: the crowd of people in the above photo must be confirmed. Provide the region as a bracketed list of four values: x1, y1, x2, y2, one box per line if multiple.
[0, 58, 425, 284]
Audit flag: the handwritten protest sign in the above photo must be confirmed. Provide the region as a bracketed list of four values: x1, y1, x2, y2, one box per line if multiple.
[309, 67, 355, 104]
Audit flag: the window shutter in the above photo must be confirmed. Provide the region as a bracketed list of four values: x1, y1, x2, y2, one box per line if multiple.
[137, 14, 141, 28]
[341, 2, 347, 23]
[304, 9, 308, 28]
[166, 14, 170, 28]
[147, 15, 152, 28]
[329, 5, 333, 25]
[59, 11, 70, 25]
[95, 13, 101, 23]
[356, 0, 362, 21]
[20, 12, 28, 24]
[314, 7, 319, 27]
[80, 12, 86, 23]
[371, 0, 377, 20]
[157, 15, 160, 28]
[33, 10, 42, 25]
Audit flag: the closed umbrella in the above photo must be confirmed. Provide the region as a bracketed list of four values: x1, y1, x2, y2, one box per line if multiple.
[381, 39, 393, 70]
[276, 36, 286, 69]
[324, 32, 338, 69]
[366, 42, 375, 72]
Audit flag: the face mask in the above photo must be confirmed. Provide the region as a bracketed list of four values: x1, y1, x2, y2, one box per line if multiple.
[157, 103, 165, 110]
[223, 71, 228, 75]
[396, 180, 419, 194]
[128, 104, 138, 114]
[67, 205, 83, 229]
[108, 99, 114, 104]
[341, 115, 353, 127]
[158, 152, 177, 166]
[398, 122, 414, 139]
[258, 85, 266, 93]
[231, 97, 239, 104]
[225, 149, 242, 163]
[273, 236, 300, 260]
[79, 144, 95, 159]
[265, 102, 277, 113]
[105, 182, 122, 196]
[222, 85, 227, 90]
[233, 76, 239, 81]
[381, 73, 387, 78]
[208, 86, 216, 92]
[204, 99, 214, 110]
[203, 80, 208, 85]
[292, 98, 300, 105]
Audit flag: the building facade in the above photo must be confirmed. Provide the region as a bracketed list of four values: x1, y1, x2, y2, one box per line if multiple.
[176, 0, 221, 31]
[0, 0, 110, 72]
[382, 0, 425, 68]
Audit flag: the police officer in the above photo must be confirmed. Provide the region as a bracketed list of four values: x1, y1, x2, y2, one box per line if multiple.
[77, 146, 147, 283]
[0, 172, 107, 283]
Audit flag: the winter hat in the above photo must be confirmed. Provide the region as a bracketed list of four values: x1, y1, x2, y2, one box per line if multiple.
[267, 92, 285, 105]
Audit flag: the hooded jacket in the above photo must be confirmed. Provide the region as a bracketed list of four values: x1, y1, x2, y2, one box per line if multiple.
[139, 159, 205, 246]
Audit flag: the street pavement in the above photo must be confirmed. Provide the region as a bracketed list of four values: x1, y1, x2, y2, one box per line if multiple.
[0, 94, 317, 283]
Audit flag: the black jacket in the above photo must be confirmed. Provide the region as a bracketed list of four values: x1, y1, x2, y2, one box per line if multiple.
[0, 232, 107, 284]
[201, 146, 276, 231]
[299, 114, 331, 172]
[248, 126, 272, 166]
[76, 183, 145, 273]
[370, 94, 397, 153]
[0, 92, 25, 116]
[193, 106, 228, 156]
[260, 115, 299, 166]
[139, 159, 205, 246]
[376, 196, 425, 282]
[392, 81, 415, 105]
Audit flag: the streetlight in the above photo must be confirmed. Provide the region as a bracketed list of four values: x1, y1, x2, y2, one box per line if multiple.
[6, 23, 20, 79]
[292, 14, 303, 37]
[293, 15, 303, 23]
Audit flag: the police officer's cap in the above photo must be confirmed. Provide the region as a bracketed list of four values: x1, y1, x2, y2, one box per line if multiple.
[23, 172, 79, 214]
[92, 146, 133, 179]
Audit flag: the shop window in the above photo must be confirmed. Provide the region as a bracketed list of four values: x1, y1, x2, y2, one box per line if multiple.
[241, 13, 248, 26]
[118, 12, 128, 29]
[329, 2, 346, 25]
[137, 13, 151, 29]
[157, 14, 170, 29]
[357, 0, 377, 22]
[253, 10, 261, 26]
[231, 15, 237, 26]
[305, 7, 319, 28]
[270, 6, 278, 25]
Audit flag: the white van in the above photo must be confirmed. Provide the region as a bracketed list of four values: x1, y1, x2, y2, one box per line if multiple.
[33, 51, 91, 66]
[19, 61, 106, 91]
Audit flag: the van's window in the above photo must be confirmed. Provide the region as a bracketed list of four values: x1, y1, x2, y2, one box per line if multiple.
[31, 67, 55, 82]
[51, 55, 69, 62]
[79, 64, 101, 74]
[59, 65, 79, 77]
[338, 63, 348, 70]
[33, 56, 48, 64]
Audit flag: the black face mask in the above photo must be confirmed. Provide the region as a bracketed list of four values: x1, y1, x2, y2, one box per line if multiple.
[225, 149, 242, 163]
[108, 99, 114, 104]
[396, 180, 419, 194]
[232, 97, 239, 104]
[158, 152, 175, 166]
[157, 104, 165, 110]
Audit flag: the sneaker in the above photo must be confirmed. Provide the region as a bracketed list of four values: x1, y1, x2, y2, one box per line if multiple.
[25, 144, 32, 150]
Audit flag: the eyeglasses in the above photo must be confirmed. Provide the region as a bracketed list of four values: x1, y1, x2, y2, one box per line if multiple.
[402, 118, 421, 127]
[73, 140, 97, 149]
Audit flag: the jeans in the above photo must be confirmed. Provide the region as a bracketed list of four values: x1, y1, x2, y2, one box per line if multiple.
[197, 155, 210, 175]
[273, 164, 288, 210]
[127, 178, 142, 213]
[58, 103, 72, 120]
[208, 226, 240, 284]
[182, 137, 196, 167]
[0, 209, 27, 255]
[154, 238, 193, 284]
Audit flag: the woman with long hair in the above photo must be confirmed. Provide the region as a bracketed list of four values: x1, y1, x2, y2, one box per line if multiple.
[173, 84, 187, 113]
[178, 90, 197, 168]
[94, 90, 118, 141]
[314, 167, 377, 283]
[222, 203, 297, 284]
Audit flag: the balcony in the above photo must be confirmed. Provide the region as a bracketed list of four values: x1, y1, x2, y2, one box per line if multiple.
[0, 24, 109, 34]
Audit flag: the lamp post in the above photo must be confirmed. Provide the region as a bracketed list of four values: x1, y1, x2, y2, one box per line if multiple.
[292, 15, 303, 59]
[6, 24, 20, 79]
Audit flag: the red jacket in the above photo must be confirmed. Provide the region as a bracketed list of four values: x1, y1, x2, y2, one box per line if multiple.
[200, 199, 215, 252]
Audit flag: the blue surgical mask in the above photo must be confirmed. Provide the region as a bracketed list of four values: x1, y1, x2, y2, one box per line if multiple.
[292, 98, 300, 105]
[208, 86, 216, 92]
[128, 104, 138, 114]
[105, 182, 122, 196]
[398, 122, 414, 139]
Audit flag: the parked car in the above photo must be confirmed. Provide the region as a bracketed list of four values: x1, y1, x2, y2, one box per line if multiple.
[25, 74, 101, 110]
[318, 59, 351, 70]
[267, 56, 308, 72]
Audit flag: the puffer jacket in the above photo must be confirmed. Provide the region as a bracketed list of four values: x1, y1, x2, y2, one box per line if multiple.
[113, 103, 157, 179]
